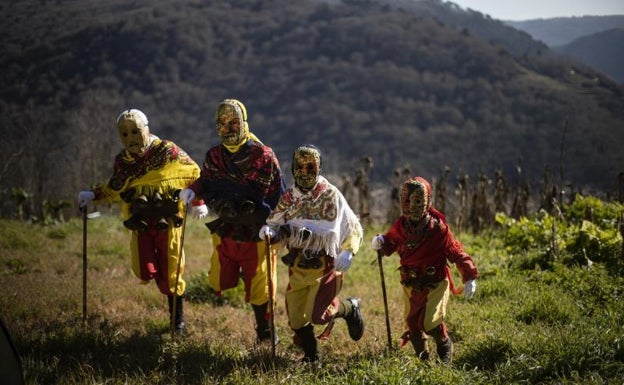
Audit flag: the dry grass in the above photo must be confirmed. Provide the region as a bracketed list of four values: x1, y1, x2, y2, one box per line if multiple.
[2, 213, 623, 384]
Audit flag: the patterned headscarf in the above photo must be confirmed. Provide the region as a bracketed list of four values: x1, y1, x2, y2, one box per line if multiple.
[292, 145, 322, 191]
[215, 99, 261, 152]
[400, 176, 432, 222]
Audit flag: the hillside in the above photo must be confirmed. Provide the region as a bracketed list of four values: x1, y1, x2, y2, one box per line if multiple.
[1, 0, 623, 218]
[506, 15, 624, 47]
[555, 28, 624, 83]
[506, 15, 624, 84]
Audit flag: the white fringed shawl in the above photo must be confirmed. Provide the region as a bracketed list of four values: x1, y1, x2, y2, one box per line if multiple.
[266, 176, 362, 258]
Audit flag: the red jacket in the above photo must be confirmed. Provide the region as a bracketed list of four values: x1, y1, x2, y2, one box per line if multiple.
[380, 208, 478, 290]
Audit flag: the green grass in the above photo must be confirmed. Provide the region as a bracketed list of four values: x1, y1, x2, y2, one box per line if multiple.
[1, 214, 623, 384]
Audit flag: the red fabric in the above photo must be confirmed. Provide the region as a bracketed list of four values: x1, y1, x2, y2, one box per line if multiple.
[137, 226, 172, 295]
[214, 237, 261, 302]
[95, 139, 195, 197]
[380, 208, 478, 285]
[191, 140, 283, 206]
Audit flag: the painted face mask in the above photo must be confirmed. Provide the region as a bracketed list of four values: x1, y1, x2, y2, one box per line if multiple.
[400, 176, 432, 222]
[293, 146, 321, 191]
[117, 109, 150, 155]
[215, 100, 247, 149]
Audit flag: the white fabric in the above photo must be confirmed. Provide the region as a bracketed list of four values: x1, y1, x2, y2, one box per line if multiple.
[116, 108, 149, 126]
[258, 225, 276, 240]
[192, 204, 208, 219]
[371, 234, 384, 251]
[78, 191, 95, 209]
[179, 188, 195, 205]
[266, 176, 362, 259]
[464, 279, 477, 300]
[334, 250, 353, 272]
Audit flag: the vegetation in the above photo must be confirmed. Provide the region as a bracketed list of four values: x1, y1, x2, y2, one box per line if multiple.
[555, 28, 624, 84]
[1, 0, 623, 220]
[1, 195, 623, 384]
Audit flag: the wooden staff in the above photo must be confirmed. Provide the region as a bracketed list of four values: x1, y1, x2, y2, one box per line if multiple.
[171, 205, 188, 339]
[377, 250, 392, 350]
[264, 234, 276, 358]
[82, 207, 88, 325]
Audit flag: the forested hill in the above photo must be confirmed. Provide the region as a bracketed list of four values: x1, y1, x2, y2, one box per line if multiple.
[1, 0, 623, 214]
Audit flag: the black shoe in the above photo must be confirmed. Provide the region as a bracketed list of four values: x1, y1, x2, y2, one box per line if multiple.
[344, 297, 364, 341]
[295, 324, 319, 364]
[436, 336, 452, 364]
[300, 354, 320, 363]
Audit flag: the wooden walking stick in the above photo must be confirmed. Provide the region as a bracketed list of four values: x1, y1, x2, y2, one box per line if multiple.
[377, 250, 393, 350]
[82, 206, 88, 325]
[264, 234, 277, 359]
[171, 204, 188, 339]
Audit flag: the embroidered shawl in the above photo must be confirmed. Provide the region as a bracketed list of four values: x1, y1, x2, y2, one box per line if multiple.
[266, 175, 363, 258]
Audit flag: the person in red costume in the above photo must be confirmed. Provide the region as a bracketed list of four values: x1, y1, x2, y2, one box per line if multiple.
[371, 176, 478, 364]
[179, 99, 285, 345]
[78, 108, 207, 335]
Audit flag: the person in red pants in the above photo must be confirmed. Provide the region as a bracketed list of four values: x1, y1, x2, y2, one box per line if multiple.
[371, 176, 478, 363]
[179, 99, 285, 345]
[78, 109, 207, 335]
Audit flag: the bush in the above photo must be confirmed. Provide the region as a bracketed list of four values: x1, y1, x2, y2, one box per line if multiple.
[495, 195, 624, 275]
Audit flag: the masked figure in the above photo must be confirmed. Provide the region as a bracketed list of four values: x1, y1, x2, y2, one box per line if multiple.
[371, 176, 478, 363]
[180, 99, 285, 344]
[78, 109, 207, 334]
[259, 145, 364, 363]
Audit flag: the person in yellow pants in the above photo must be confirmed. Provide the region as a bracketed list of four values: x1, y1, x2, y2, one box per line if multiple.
[371, 176, 478, 363]
[180, 99, 285, 344]
[260, 144, 364, 363]
[78, 109, 207, 335]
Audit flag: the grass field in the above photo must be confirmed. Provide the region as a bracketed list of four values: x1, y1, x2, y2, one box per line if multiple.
[1, 210, 623, 384]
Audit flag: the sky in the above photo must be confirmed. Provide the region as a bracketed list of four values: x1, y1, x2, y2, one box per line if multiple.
[449, 0, 624, 21]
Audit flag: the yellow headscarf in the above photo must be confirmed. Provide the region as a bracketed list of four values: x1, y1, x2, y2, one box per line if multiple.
[216, 99, 262, 153]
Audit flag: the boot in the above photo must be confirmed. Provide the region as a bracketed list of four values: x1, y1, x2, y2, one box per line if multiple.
[410, 330, 430, 361]
[252, 302, 279, 345]
[429, 324, 452, 364]
[168, 295, 186, 336]
[294, 324, 319, 362]
[338, 297, 364, 341]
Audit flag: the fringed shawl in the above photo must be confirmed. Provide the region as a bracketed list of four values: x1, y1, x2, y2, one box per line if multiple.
[93, 137, 201, 218]
[267, 176, 362, 258]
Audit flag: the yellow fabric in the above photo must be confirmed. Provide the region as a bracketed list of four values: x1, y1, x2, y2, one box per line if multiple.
[222, 131, 263, 153]
[93, 138, 200, 294]
[402, 278, 450, 331]
[207, 233, 278, 306]
[208, 233, 222, 291]
[95, 139, 201, 220]
[286, 256, 342, 329]
[129, 225, 186, 296]
[341, 230, 362, 254]
[249, 240, 277, 306]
